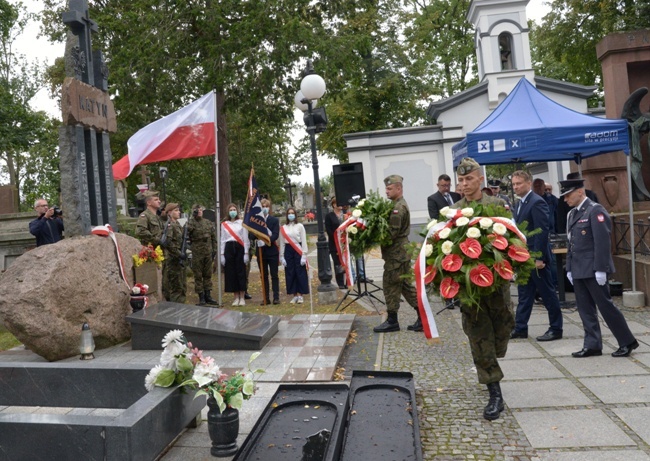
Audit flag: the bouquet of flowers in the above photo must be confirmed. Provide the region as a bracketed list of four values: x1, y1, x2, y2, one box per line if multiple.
[130, 283, 149, 295]
[145, 330, 264, 413]
[133, 244, 164, 268]
[417, 203, 536, 309]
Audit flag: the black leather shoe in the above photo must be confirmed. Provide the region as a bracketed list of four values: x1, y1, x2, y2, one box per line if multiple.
[572, 348, 602, 358]
[338, 285, 347, 290]
[407, 318, 423, 332]
[612, 340, 639, 357]
[536, 330, 563, 342]
[244, 293, 252, 300]
[359, 277, 374, 283]
[273, 299, 281, 305]
[510, 330, 528, 339]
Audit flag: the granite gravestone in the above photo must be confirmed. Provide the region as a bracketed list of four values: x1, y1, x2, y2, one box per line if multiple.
[60, 0, 118, 236]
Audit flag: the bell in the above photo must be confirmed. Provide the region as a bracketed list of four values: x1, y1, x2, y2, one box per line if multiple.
[79, 322, 95, 360]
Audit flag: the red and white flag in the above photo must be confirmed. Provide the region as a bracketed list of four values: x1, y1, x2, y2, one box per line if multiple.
[112, 92, 216, 180]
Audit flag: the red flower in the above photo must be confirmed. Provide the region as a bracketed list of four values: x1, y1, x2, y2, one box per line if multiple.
[469, 264, 494, 287]
[460, 238, 482, 259]
[441, 254, 463, 272]
[424, 265, 437, 284]
[440, 277, 460, 299]
[508, 245, 531, 262]
[488, 234, 508, 250]
[494, 260, 514, 280]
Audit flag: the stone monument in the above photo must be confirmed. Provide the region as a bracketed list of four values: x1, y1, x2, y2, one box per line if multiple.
[60, 0, 118, 236]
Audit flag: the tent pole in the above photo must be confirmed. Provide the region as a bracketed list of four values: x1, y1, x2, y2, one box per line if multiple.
[627, 154, 636, 292]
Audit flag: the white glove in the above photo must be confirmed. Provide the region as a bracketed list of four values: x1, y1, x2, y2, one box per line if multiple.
[257, 240, 266, 247]
[566, 271, 573, 285]
[300, 255, 307, 266]
[220, 255, 226, 266]
[244, 254, 249, 264]
[281, 257, 287, 267]
[595, 271, 607, 286]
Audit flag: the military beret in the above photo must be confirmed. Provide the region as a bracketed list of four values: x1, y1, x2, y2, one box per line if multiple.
[384, 174, 403, 186]
[143, 190, 159, 199]
[487, 179, 502, 187]
[456, 157, 481, 175]
[558, 179, 585, 197]
[192, 203, 204, 211]
[164, 202, 180, 213]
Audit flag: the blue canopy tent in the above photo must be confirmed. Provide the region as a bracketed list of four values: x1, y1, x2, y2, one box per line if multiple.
[452, 77, 638, 290]
[452, 77, 629, 166]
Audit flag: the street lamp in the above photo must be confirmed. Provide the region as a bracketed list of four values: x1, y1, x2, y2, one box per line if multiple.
[294, 60, 336, 301]
[159, 167, 168, 205]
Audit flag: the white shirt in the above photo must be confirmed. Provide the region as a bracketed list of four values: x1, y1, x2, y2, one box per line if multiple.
[279, 222, 308, 255]
[220, 219, 250, 255]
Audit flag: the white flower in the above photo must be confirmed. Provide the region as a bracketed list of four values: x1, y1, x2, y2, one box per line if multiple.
[424, 244, 434, 257]
[438, 227, 451, 239]
[145, 365, 164, 391]
[160, 341, 186, 369]
[445, 209, 457, 219]
[142, 284, 149, 291]
[467, 227, 481, 239]
[456, 217, 470, 227]
[193, 360, 221, 388]
[441, 241, 454, 255]
[357, 199, 366, 207]
[426, 219, 438, 229]
[461, 207, 474, 217]
[352, 209, 362, 218]
[162, 329, 183, 348]
[479, 218, 493, 229]
[493, 223, 507, 235]
[131, 286, 141, 295]
[346, 226, 353, 233]
[439, 206, 450, 217]
[349, 226, 358, 234]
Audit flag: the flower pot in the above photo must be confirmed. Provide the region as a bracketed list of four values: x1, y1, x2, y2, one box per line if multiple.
[129, 295, 148, 312]
[207, 398, 239, 457]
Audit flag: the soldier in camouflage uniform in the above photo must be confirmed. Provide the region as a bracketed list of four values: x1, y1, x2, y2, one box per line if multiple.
[374, 175, 420, 333]
[135, 190, 168, 299]
[187, 204, 218, 306]
[161, 203, 186, 303]
[453, 157, 515, 421]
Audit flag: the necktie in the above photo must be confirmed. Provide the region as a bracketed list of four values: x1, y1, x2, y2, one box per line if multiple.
[445, 194, 453, 206]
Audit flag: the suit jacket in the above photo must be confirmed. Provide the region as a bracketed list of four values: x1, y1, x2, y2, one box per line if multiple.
[261, 215, 280, 257]
[427, 191, 461, 219]
[325, 211, 343, 253]
[514, 191, 552, 263]
[566, 198, 614, 279]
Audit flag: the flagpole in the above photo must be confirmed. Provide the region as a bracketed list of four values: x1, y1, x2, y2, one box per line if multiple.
[213, 88, 222, 306]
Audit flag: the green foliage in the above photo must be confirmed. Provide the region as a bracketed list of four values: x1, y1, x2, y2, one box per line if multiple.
[0, 330, 21, 351]
[347, 190, 394, 256]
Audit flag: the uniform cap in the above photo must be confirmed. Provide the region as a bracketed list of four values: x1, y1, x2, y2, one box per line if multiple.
[558, 179, 585, 197]
[143, 190, 159, 199]
[487, 179, 502, 187]
[566, 172, 583, 180]
[383, 174, 403, 186]
[456, 157, 481, 175]
[164, 202, 179, 213]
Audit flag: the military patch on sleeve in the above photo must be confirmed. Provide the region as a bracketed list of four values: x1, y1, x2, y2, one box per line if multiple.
[392, 209, 399, 214]
[139, 213, 146, 217]
[597, 213, 605, 223]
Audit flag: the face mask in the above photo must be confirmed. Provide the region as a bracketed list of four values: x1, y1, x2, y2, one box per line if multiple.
[288, 214, 295, 221]
[229, 210, 237, 219]
[262, 207, 269, 215]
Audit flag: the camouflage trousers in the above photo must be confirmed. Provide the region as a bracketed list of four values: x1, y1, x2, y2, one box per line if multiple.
[164, 257, 187, 303]
[192, 252, 213, 293]
[460, 288, 514, 384]
[383, 260, 418, 314]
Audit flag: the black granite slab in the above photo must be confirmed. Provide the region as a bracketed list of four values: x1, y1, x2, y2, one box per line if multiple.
[126, 302, 279, 350]
[0, 362, 205, 461]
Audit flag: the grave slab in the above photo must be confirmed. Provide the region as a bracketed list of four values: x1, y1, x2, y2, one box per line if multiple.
[127, 302, 279, 350]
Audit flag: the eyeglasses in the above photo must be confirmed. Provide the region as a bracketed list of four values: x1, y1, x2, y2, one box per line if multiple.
[37, 204, 49, 208]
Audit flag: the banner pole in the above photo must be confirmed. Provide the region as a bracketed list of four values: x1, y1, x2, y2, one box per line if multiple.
[213, 89, 222, 306]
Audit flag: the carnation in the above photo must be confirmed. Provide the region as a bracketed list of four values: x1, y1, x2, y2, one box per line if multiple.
[438, 227, 451, 239]
[425, 244, 433, 257]
[461, 207, 474, 217]
[455, 217, 470, 227]
[479, 218, 493, 229]
[145, 365, 164, 391]
[441, 240, 454, 255]
[493, 223, 507, 235]
[467, 227, 481, 239]
[352, 209, 362, 218]
[162, 329, 184, 348]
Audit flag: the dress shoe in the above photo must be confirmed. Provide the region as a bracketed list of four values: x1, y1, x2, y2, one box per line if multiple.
[536, 330, 563, 342]
[358, 277, 374, 283]
[407, 318, 423, 332]
[273, 299, 281, 305]
[572, 348, 602, 358]
[338, 285, 347, 290]
[244, 293, 252, 300]
[612, 340, 639, 357]
[510, 330, 528, 339]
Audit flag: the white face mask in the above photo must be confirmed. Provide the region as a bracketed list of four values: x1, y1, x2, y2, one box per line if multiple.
[288, 214, 295, 221]
[262, 207, 269, 215]
[229, 210, 237, 219]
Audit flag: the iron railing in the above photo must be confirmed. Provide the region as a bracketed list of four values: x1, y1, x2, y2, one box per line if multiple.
[612, 216, 650, 255]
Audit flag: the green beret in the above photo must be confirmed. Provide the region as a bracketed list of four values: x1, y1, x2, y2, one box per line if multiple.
[456, 157, 481, 175]
[384, 174, 404, 186]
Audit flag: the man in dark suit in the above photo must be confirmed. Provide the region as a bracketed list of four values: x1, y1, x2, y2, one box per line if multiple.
[427, 174, 461, 219]
[562, 178, 639, 358]
[510, 170, 563, 341]
[325, 197, 346, 289]
[256, 198, 280, 305]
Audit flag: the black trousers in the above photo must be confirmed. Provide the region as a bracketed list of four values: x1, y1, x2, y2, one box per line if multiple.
[257, 253, 279, 302]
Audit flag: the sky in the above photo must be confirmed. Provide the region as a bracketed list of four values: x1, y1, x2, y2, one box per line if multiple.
[14, 0, 552, 184]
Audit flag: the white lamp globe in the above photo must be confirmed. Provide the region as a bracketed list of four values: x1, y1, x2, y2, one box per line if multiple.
[300, 73, 326, 100]
[294, 90, 318, 112]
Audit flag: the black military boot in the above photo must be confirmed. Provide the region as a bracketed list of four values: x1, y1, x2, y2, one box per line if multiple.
[197, 292, 206, 306]
[407, 316, 423, 332]
[483, 382, 505, 421]
[204, 290, 218, 305]
[373, 312, 400, 333]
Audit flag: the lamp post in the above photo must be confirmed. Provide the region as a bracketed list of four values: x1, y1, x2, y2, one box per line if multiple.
[295, 60, 337, 302]
[159, 167, 168, 205]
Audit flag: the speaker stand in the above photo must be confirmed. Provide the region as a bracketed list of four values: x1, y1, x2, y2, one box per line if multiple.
[335, 258, 384, 314]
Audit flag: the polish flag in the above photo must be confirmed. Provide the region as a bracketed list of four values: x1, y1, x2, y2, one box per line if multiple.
[112, 92, 215, 180]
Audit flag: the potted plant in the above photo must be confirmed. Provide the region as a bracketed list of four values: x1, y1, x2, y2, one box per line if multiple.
[132, 244, 164, 298]
[144, 330, 264, 457]
[129, 283, 149, 311]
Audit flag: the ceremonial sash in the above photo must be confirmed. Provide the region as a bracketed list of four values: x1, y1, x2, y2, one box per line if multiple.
[222, 221, 245, 247]
[334, 217, 357, 286]
[281, 225, 309, 270]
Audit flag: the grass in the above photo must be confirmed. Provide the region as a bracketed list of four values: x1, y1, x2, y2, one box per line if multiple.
[0, 330, 21, 351]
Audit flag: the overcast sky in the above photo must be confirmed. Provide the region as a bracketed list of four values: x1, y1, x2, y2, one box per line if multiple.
[14, 0, 552, 184]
